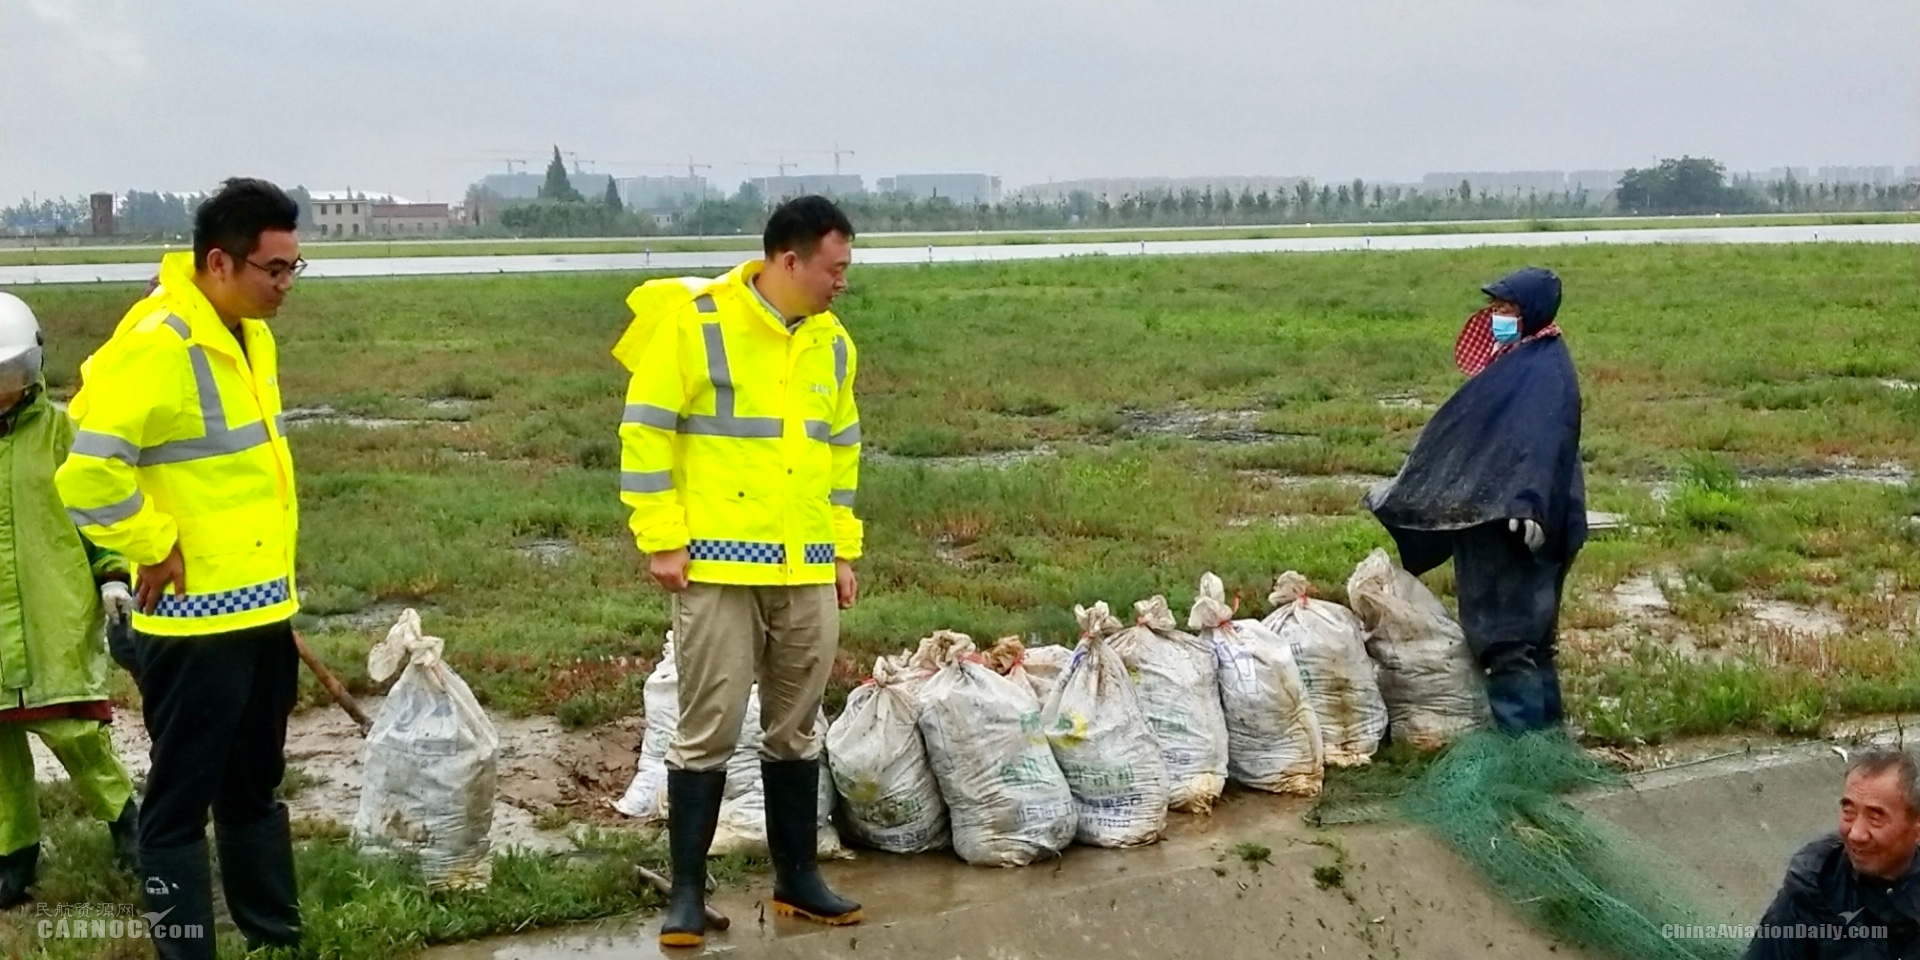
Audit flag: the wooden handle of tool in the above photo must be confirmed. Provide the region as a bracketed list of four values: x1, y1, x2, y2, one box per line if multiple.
[293, 630, 373, 735]
[632, 864, 731, 930]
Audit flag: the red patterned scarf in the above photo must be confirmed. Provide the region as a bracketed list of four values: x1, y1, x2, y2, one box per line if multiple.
[1454, 307, 1562, 377]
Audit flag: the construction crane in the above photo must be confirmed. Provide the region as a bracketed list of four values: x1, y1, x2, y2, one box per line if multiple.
[597, 158, 715, 181]
[784, 144, 857, 175]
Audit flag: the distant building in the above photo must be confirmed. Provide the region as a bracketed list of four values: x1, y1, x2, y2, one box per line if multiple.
[750, 175, 864, 200]
[89, 193, 114, 236]
[1816, 166, 1898, 186]
[1422, 171, 1569, 197]
[478, 171, 613, 201]
[1567, 170, 1628, 197]
[876, 174, 1002, 205]
[371, 202, 452, 236]
[479, 173, 541, 201]
[307, 191, 373, 237]
[617, 175, 717, 211]
[1015, 176, 1305, 205]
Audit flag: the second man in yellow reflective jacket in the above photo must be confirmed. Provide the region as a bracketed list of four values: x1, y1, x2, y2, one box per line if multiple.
[615, 195, 864, 949]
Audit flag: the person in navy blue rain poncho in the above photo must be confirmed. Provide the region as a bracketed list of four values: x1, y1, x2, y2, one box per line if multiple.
[1365, 267, 1586, 735]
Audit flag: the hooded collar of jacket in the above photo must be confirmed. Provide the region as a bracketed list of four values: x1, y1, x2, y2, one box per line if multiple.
[154, 251, 259, 364]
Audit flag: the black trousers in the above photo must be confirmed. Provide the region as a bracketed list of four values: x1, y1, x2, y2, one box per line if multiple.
[1453, 522, 1568, 734]
[135, 620, 299, 851]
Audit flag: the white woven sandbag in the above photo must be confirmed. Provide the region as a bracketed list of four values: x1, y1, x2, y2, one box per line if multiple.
[1263, 572, 1388, 767]
[1190, 574, 1324, 797]
[1109, 596, 1229, 813]
[917, 634, 1075, 866]
[826, 654, 948, 853]
[1346, 549, 1490, 750]
[1042, 603, 1169, 847]
[612, 637, 679, 821]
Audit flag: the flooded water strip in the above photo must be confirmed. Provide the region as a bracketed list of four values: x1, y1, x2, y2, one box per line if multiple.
[3, 223, 1916, 285]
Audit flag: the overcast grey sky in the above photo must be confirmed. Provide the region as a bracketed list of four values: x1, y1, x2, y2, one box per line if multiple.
[3, 0, 1915, 202]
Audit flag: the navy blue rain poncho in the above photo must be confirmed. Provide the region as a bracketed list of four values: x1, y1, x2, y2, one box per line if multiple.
[1365, 268, 1587, 576]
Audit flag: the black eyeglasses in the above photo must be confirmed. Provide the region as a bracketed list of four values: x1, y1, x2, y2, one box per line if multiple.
[244, 256, 308, 280]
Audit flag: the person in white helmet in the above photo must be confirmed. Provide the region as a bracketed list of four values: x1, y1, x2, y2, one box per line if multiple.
[0, 291, 140, 908]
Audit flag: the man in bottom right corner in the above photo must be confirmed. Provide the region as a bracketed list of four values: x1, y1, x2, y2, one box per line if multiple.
[1743, 748, 1920, 959]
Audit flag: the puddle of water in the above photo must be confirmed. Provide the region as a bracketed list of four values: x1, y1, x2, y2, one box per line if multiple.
[1586, 511, 1629, 531]
[869, 444, 1057, 469]
[305, 601, 417, 635]
[1880, 379, 1918, 392]
[518, 539, 579, 566]
[1226, 514, 1322, 528]
[1744, 458, 1912, 486]
[284, 405, 460, 430]
[1238, 469, 1393, 489]
[1746, 599, 1846, 637]
[1611, 575, 1671, 615]
[1376, 393, 1436, 411]
[1118, 407, 1304, 444]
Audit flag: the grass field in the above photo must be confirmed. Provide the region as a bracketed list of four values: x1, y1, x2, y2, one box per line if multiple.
[9, 242, 1920, 956]
[2, 210, 1915, 266]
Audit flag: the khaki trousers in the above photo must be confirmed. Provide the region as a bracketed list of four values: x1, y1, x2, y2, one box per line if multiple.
[666, 582, 839, 772]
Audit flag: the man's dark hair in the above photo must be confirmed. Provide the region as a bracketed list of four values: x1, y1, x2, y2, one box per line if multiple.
[762, 195, 855, 259]
[194, 178, 300, 272]
[1848, 748, 1920, 816]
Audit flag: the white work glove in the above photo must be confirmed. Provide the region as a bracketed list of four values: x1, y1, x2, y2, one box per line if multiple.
[1509, 518, 1546, 552]
[100, 581, 134, 624]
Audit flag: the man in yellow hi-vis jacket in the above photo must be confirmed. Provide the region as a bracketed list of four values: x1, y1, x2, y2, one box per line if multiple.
[56, 179, 305, 960]
[615, 195, 863, 949]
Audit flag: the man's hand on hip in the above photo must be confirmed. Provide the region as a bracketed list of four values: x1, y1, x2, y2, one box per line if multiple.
[649, 547, 691, 592]
[136, 543, 187, 614]
[835, 559, 858, 610]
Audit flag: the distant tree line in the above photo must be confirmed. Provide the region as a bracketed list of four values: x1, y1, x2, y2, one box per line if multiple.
[6, 155, 1914, 241]
[468, 153, 1917, 239]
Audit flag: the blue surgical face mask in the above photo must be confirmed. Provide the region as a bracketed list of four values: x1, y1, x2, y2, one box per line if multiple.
[1490, 313, 1521, 344]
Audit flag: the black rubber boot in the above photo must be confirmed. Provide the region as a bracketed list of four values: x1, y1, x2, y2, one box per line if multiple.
[213, 804, 302, 950]
[107, 799, 139, 873]
[659, 768, 726, 950]
[761, 759, 860, 926]
[140, 840, 217, 960]
[0, 844, 37, 910]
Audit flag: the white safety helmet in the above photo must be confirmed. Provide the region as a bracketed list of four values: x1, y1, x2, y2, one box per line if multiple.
[0, 292, 45, 394]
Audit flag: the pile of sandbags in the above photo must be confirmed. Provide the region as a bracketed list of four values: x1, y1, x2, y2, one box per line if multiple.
[1263, 572, 1388, 767]
[613, 548, 1500, 873]
[1346, 549, 1489, 750]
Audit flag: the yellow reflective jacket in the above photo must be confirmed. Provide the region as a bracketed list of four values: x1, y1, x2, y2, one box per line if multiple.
[614, 260, 862, 586]
[55, 252, 300, 637]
